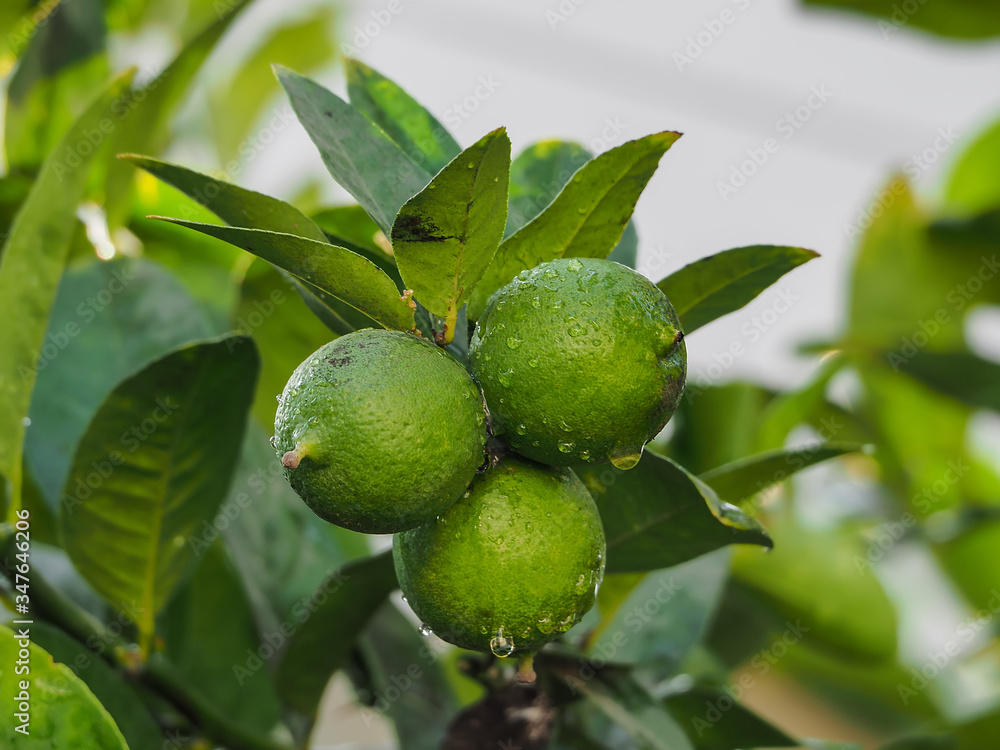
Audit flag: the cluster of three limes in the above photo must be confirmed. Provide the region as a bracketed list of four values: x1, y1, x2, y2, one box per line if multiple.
[273, 258, 686, 657]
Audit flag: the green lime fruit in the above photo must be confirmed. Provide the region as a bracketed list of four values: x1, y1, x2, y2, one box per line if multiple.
[274, 329, 487, 534]
[393, 456, 606, 658]
[469, 257, 686, 469]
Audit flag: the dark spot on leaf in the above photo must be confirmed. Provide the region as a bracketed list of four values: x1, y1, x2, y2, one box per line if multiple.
[324, 110, 332, 117]
[393, 213, 455, 244]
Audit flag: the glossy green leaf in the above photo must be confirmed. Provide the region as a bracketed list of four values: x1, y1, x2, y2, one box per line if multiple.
[468, 132, 681, 318]
[159, 541, 281, 733]
[657, 246, 818, 334]
[276, 66, 432, 235]
[561, 668, 694, 750]
[579, 452, 771, 574]
[0, 625, 129, 749]
[802, 0, 1000, 40]
[732, 515, 898, 661]
[346, 58, 461, 174]
[157, 219, 414, 331]
[391, 128, 510, 330]
[879, 737, 954, 750]
[29, 622, 164, 749]
[103, 0, 251, 226]
[506, 140, 591, 236]
[122, 155, 327, 241]
[220, 424, 371, 633]
[663, 686, 796, 750]
[607, 219, 639, 268]
[356, 603, 462, 750]
[946, 117, 1000, 214]
[24, 257, 214, 511]
[588, 549, 729, 671]
[210, 9, 336, 163]
[277, 551, 398, 716]
[310, 205, 400, 279]
[891, 349, 1000, 412]
[0, 69, 134, 523]
[58, 337, 258, 652]
[699, 444, 861, 509]
[4, 0, 109, 171]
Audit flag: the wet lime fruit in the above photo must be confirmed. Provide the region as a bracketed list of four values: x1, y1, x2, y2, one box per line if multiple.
[469, 258, 686, 468]
[274, 329, 487, 534]
[393, 456, 605, 656]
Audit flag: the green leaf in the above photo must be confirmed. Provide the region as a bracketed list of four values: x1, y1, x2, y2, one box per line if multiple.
[275, 66, 433, 235]
[345, 58, 462, 174]
[607, 219, 639, 268]
[238, 260, 338, 428]
[656, 246, 818, 334]
[104, 0, 252, 227]
[391, 128, 511, 334]
[355, 603, 462, 750]
[579, 452, 771, 574]
[559, 667, 694, 750]
[24, 257, 215, 512]
[210, 9, 337, 163]
[946, 117, 1000, 214]
[890, 349, 1000, 412]
[879, 737, 954, 750]
[0, 69, 134, 523]
[29, 622, 164, 749]
[58, 336, 258, 653]
[663, 685, 797, 750]
[468, 132, 681, 318]
[122, 155, 328, 241]
[732, 515, 898, 660]
[699, 444, 861, 509]
[156, 219, 415, 331]
[802, 0, 1000, 40]
[588, 549, 730, 671]
[0, 624, 129, 749]
[159, 541, 282, 734]
[310, 204, 401, 280]
[220, 425, 371, 632]
[276, 551, 398, 716]
[506, 140, 591, 236]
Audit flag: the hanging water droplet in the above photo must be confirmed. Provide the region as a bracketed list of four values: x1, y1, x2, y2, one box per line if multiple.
[419, 623, 433, 636]
[566, 259, 583, 272]
[537, 616, 554, 634]
[610, 450, 643, 470]
[497, 369, 514, 387]
[269, 435, 278, 448]
[506, 336, 522, 349]
[275, 394, 283, 403]
[515, 423, 528, 435]
[558, 442, 575, 454]
[555, 612, 576, 632]
[489, 629, 515, 657]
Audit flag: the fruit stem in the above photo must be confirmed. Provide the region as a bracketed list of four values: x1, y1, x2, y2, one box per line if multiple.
[440, 307, 458, 346]
[515, 653, 536, 684]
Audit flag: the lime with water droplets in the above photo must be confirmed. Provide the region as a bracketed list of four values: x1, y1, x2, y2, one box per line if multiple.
[274, 329, 487, 533]
[393, 456, 605, 656]
[470, 258, 686, 468]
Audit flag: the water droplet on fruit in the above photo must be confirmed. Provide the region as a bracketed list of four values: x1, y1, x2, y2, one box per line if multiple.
[419, 623, 433, 636]
[576, 207, 587, 215]
[537, 616, 554, 634]
[579, 450, 591, 461]
[558, 442, 575, 454]
[555, 612, 576, 632]
[566, 259, 583, 272]
[575, 574, 588, 593]
[497, 369, 514, 387]
[610, 449, 643, 470]
[568, 323, 586, 337]
[515, 423, 527, 435]
[506, 336, 522, 349]
[467, 162, 476, 168]
[559, 421, 573, 433]
[527, 359, 539, 368]
[269, 435, 277, 448]
[275, 394, 283, 403]
[490, 629, 515, 657]
[495, 536, 504, 546]
[552, 299, 563, 310]
[531, 296, 541, 308]
[543, 269, 558, 280]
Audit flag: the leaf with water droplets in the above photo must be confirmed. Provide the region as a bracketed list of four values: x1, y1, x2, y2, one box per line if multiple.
[581, 452, 771, 574]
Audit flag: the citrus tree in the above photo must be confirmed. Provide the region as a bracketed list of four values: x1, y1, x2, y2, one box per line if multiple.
[1, 1, 1000, 749]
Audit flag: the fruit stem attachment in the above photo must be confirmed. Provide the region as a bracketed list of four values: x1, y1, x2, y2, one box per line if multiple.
[439, 307, 459, 346]
[515, 653, 536, 684]
[282, 444, 309, 469]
